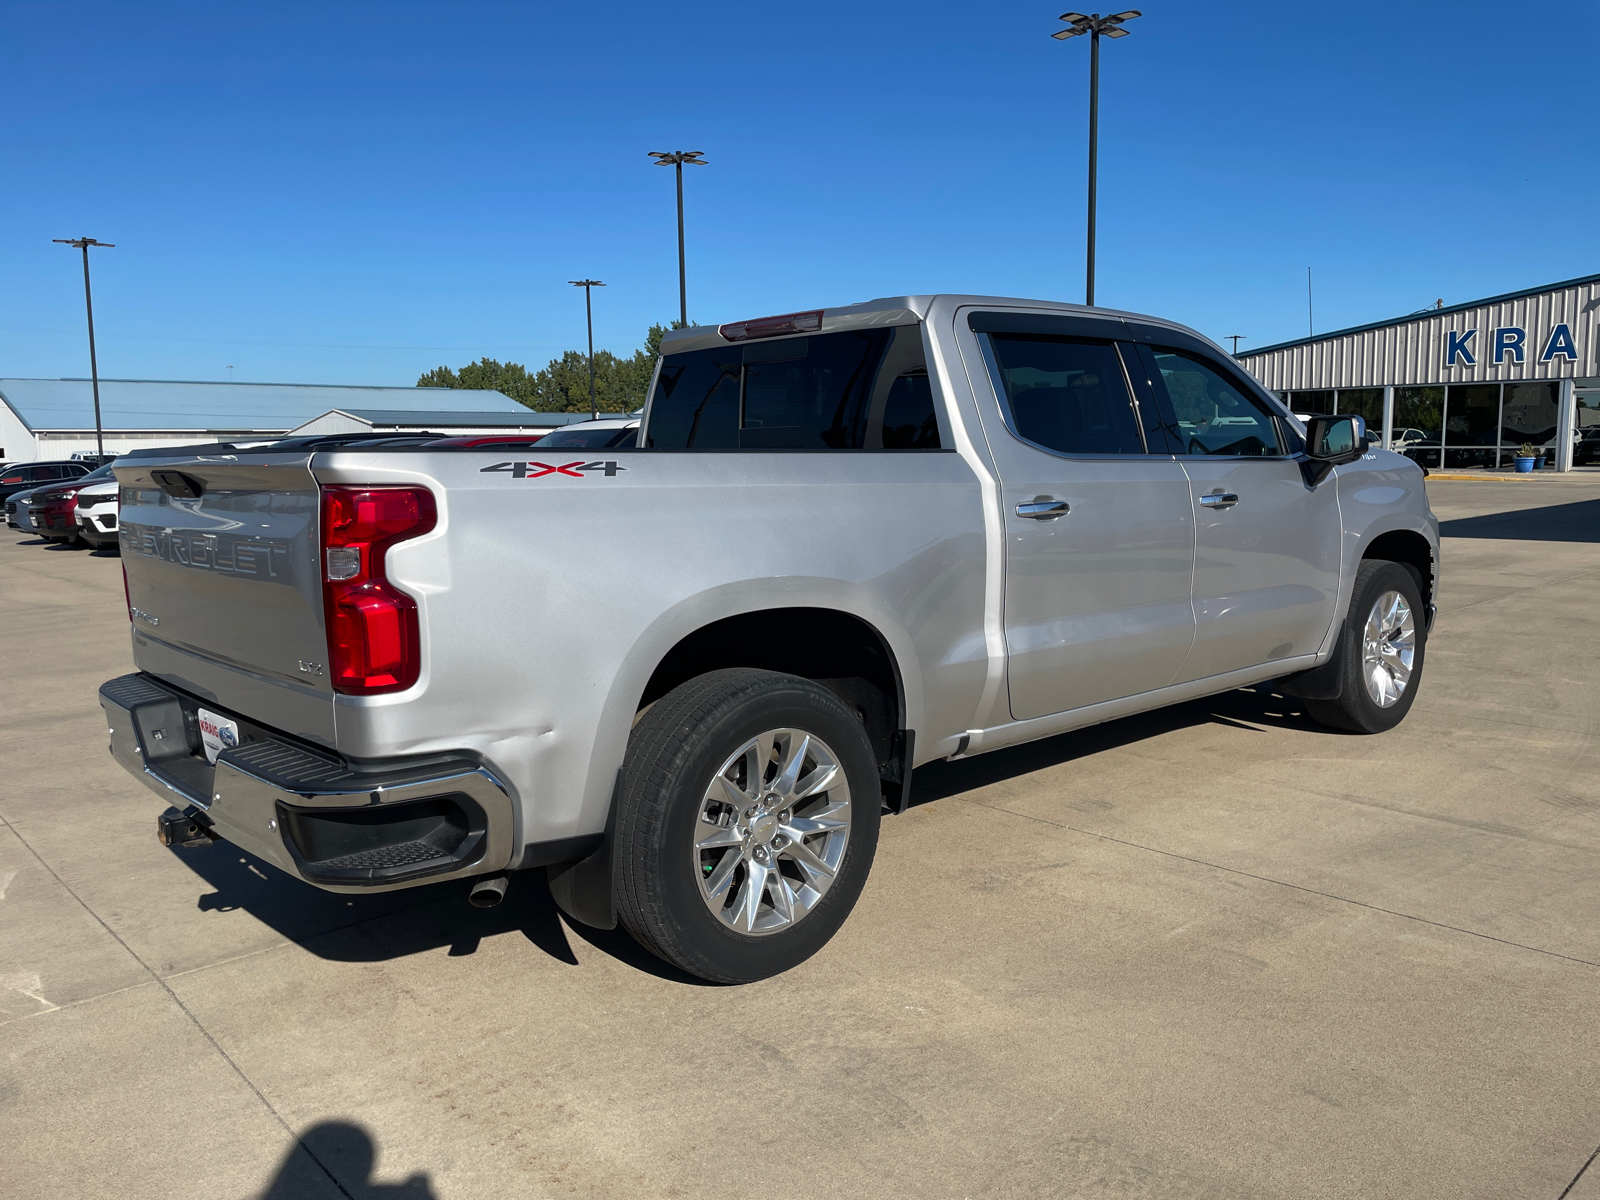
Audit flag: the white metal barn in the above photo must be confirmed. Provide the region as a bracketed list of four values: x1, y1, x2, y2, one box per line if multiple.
[0, 378, 547, 462]
[1238, 273, 1600, 470]
[284, 408, 591, 438]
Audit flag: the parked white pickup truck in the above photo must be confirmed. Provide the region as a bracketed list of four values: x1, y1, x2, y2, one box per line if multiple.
[101, 295, 1438, 982]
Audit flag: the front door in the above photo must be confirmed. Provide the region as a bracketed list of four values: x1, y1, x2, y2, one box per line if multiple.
[968, 320, 1197, 722]
[1133, 344, 1343, 681]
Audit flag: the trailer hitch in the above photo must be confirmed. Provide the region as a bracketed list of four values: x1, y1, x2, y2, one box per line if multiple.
[157, 806, 217, 849]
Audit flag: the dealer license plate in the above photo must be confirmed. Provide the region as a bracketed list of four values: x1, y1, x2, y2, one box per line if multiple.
[197, 708, 240, 765]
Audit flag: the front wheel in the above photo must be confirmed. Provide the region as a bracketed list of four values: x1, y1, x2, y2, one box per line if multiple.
[1306, 560, 1427, 734]
[614, 668, 881, 983]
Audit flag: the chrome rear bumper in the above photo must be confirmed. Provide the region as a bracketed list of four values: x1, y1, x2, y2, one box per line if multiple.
[99, 673, 514, 892]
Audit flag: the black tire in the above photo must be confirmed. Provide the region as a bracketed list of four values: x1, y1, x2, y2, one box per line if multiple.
[614, 668, 881, 983]
[1306, 560, 1427, 734]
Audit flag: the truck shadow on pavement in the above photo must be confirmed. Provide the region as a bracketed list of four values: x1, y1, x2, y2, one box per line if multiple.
[1438, 497, 1600, 543]
[255, 1121, 435, 1198]
[175, 851, 712, 984]
[907, 684, 1327, 807]
[172, 684, 1320, 983]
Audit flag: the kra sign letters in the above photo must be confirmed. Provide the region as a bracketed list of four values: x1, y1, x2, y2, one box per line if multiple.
[1444, 323, 1580, 368]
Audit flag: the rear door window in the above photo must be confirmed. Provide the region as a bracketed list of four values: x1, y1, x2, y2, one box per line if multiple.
[880, 370, 939, 448]
[647, 325, 938, 450]
[983, 334, 1145, 456]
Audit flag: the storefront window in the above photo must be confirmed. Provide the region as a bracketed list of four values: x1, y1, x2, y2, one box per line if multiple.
[1443, 384, 1501, 467]
[1501, 382, 1558, 458]
[1336, 388, 1383, 435]
[1287, 390, 1336, 415]
[1391, 387, 1442, 457]
[1577, 385, 1600, 430]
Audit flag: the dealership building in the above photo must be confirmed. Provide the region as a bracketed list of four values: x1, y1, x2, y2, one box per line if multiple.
[1238, 272, 1600, 470]
[0, 378, 588, 462]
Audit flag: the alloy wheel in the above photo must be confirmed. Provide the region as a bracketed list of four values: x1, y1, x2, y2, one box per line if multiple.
[1362, 589, 1416, 708]
[692, 728, 852, 936]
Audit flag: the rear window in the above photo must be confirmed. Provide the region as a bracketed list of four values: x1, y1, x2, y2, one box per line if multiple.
[535, 427, 636, 449]
[646, 325, 939, 450]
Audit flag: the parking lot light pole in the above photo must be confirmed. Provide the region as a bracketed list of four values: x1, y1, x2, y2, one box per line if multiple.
[1052, 11, 1140, 307]
[647, 151, 708, 326]
[569, 279, 606, 420]
[52, 237, 115, 458]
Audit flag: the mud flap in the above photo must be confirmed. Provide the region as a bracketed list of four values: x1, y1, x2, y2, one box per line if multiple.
[879, 729, 915, 815]
[546, 770, 620, 930]
[1277, 645, 1344, 701]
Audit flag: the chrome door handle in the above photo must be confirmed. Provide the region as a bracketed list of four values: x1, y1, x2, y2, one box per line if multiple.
[1016, 499, 1070, 520]
[1199, 492, 1239, 509]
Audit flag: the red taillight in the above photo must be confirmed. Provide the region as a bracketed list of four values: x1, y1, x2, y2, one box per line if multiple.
[320, 486, 437, 694]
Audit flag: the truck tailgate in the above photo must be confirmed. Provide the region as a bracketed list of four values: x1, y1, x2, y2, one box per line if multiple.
[116, 452, 336, 747]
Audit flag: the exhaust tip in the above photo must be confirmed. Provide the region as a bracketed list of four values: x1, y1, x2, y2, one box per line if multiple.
[468, 875, 508, 908]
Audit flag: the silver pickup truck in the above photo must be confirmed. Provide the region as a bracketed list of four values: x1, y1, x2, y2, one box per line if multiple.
[100, 295, 1438, 982]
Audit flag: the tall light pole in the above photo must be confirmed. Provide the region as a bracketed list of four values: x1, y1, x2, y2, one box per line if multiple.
[1052, 11, 1140, 307]
[52, 236, 115, 459]
[647, 151, 707, 326]
[1227, 335, 1246, 356]
[569, 279, 606, 420]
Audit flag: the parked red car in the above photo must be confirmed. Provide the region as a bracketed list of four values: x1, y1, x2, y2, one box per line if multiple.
[30, 481, 97, 545]
[24, 461, 120, 546]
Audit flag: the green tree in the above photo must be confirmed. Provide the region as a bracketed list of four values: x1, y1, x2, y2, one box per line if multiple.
[417, 358, 538, 406]
[418, 320, 689, 415]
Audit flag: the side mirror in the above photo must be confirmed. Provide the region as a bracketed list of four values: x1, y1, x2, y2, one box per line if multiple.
[1299, 414, 1368, 487]
[1304, 414, 1367, 463]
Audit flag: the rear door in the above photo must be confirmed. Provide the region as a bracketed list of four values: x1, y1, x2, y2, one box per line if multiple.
[116, 452, 337, 745]
[1129, 343, 1342, 682]
[964, 312, 1197, 721]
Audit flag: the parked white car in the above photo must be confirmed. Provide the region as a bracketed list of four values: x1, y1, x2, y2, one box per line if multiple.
[74, 479, 120, 549]
[532, 416, 640, 449]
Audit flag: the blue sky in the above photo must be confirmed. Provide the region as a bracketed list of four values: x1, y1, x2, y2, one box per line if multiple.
[3, 0, 1595, 386]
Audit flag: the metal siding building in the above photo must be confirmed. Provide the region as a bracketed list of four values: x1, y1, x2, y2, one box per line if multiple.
[0, 378, 542, 461]
[1237, 273, 1600, 470]
[285, 408, 595, 437]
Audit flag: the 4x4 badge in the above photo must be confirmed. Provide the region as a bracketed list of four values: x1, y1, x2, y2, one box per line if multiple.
[479, 460, 627, 479]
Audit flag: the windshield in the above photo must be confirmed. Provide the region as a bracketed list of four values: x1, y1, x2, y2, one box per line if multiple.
[77, 462, 119, 482]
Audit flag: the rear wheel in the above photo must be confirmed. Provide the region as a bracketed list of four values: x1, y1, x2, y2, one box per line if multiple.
[1306, 560, 1426, 734]
[615, 668, 880, 983]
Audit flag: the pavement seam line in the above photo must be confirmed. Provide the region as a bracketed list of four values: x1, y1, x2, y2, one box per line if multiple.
[1439, 565, 1600, 616]
[957, 797, 1600, 968]
[4, 824, 358, 1200]
[0, 979, 158, 1030]
[1558, 1141, 1600, 1200]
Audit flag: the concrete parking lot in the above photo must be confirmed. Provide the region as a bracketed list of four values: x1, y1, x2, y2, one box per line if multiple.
[4, 477, 1599, 1199]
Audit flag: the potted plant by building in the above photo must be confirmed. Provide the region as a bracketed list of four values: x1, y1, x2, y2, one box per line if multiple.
[1515, 443, 1538, 473]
